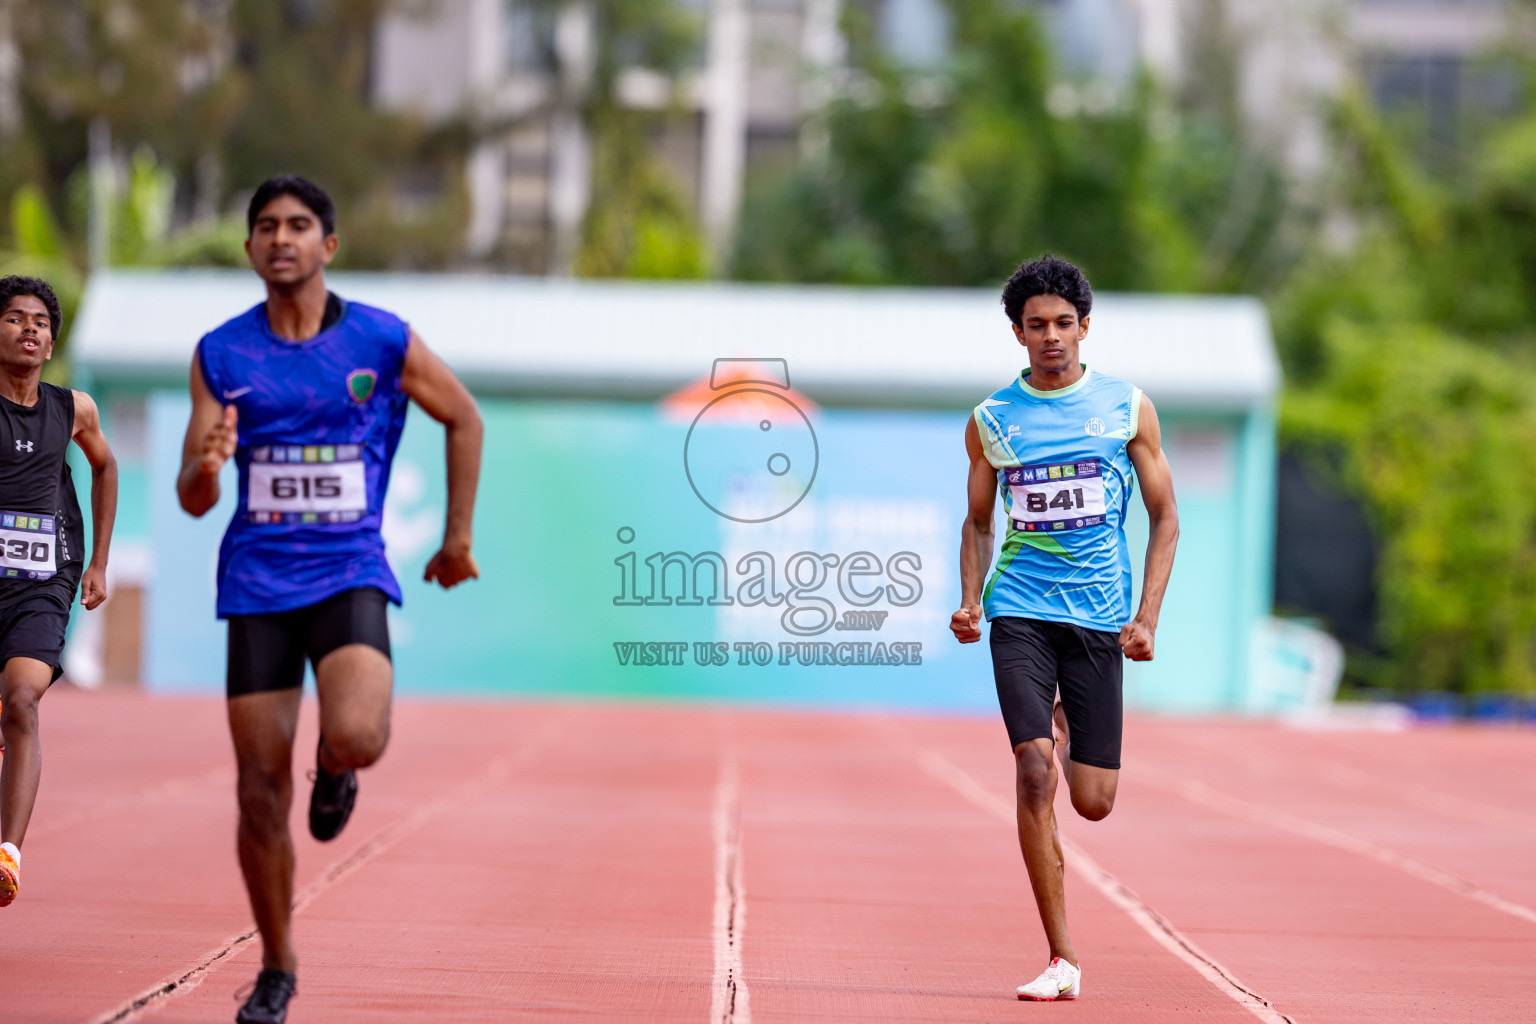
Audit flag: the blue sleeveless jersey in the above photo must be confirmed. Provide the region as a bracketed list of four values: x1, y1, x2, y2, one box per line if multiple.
[198, 299, 410, 617]
[974, 366, 1143, 633]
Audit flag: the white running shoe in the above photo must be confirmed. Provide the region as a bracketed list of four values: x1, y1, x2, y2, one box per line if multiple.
[1017, 957, 1081, 1001]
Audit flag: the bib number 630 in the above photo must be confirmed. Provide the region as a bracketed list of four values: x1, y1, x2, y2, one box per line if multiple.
[6, 539, 49, 561]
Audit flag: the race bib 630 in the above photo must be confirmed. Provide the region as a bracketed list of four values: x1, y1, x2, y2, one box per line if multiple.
[0, 511, 56, 579]
[1005, 459, 1107, 533]
[246, 444, 368, 524]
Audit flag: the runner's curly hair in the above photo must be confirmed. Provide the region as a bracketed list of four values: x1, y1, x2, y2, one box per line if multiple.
[1001, 255, 1092, 327]
[0, 275, 63, 338]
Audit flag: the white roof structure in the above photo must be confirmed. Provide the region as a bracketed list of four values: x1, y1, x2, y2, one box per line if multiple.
[72, 269, 1279, 409]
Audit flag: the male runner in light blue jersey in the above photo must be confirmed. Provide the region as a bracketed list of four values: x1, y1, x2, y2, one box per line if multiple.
[177, 176, 483, 1024]
[950, 255, 1179, 1001]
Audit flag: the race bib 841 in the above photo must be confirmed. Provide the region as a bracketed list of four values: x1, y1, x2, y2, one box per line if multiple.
[246, 444, 368, 525]
[1005, 459, 1107, 533]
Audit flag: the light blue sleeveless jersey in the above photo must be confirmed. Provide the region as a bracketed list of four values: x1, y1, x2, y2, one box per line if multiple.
[974, 365, 1142, 633]
[198, 299, 410, 618]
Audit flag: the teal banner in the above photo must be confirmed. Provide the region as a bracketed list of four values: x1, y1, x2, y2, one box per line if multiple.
[145, 391, 1259, 713]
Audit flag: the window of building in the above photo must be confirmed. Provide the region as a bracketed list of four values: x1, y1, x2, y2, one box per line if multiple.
[505, 1, 557, 75]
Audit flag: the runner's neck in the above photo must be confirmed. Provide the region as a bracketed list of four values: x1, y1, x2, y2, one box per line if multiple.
[1024, 362, 1086, 392]
[264, 275, 333, 342]
[0, 368, 42, 408]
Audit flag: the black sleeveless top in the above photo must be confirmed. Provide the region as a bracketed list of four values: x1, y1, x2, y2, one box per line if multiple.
[0, 382, 84, 594]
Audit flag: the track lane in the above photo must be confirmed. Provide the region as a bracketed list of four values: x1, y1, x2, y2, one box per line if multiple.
[1135, 720, 1536, 908]
[5, 696, 1532, 1023]
[0, 694, 250, 1024]
[916, 714, 1536, 1024]
[737, 711, 1266, 1022]
[138, 701, 720, 1023]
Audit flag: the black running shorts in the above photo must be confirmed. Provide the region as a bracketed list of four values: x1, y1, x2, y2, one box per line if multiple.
[226, 587, 391, 698]
[989, 616, 1123, 770]
[0, 585, 72, 683]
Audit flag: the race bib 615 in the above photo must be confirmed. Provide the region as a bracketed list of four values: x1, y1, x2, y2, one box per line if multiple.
[246, 444, 368, 524]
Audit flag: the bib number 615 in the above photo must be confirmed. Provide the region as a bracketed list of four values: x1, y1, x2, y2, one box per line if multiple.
[271, 475, 342, 500]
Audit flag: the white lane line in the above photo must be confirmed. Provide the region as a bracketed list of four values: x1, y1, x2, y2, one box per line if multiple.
[1323, 762, 1536, 837]
[917, 750, 1296, 1024]
[710, 754, 750, 1024]
[90, 713, 565, 1024]
[1141, 768, 1536, 929]
[90, 756, 513, 1024]
[1184, 730, 1536, 837]
[88, 927, 260, 1024]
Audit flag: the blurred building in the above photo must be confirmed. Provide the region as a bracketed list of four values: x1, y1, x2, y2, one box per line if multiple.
[1353, 0, 1515, 135]
[372, 0, 1515, 273]
[1164, 0, 1512, 177]
[0, 5, 17, 138]
[373, 0, 854, 272]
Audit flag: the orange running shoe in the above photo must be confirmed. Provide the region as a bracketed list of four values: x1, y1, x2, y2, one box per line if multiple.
[0, 844, 19, 907]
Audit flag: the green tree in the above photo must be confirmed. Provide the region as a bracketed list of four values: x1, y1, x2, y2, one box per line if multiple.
[547, 0, 707, 278]
[1272, 64, 1536, 696]
[1, 0, 239, 260]
[0, 0, 471, 294]
[218, 0, 469, 269]
[729, 0, 1536, 694]
[1283, 318, 1536, 694]
[731, 0, 1294, 293]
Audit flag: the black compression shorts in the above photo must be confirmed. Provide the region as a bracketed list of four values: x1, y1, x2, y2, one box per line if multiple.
[226, 587, 391, 698]
[0, 585, 73, 683]
[989, 616, 1123, 770]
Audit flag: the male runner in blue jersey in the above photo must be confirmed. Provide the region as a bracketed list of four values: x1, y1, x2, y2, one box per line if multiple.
[177, 177, 483, 1024]
[0, 275, 118, 908]
[950, 255, 1178, 1001]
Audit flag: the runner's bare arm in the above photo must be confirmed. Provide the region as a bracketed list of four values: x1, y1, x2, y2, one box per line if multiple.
[177, 352, 237, 517]
[399, 329, 483, 589]
[1122, 395, 1179, 661]
[953, 416, 998, 644]
[71, 390, 117, 611]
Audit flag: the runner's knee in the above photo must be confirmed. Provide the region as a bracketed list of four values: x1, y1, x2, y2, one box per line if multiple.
[236, 768, 291, 832]
[0, 689, 39, 736]
[324, 720, 388, 770]
[1015, 745, 1055, 811]
[1070, 788, 1114, 821]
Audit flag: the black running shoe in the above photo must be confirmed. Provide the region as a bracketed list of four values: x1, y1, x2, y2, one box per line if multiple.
[307, 737, 357, 842]
[235, 968, 296, 1024]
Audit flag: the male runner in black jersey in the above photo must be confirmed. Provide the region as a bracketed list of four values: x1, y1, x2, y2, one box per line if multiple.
[0, 275, 118, 907]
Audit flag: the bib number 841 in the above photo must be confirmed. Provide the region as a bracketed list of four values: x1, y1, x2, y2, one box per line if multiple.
[1022, 488, 1089, 514]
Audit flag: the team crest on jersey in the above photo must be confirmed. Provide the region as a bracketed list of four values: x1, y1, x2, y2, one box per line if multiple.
[346, 369, 378, 405]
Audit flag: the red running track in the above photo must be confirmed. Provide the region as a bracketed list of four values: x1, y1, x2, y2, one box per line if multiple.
[1, 692, 1533, 1023]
